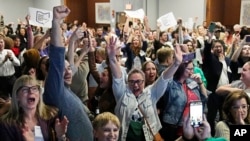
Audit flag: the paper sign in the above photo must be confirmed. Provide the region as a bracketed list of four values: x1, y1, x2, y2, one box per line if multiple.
[124, 9, 145, 20]
[157, 12, 177, 31]
[29, 7, 52, 28]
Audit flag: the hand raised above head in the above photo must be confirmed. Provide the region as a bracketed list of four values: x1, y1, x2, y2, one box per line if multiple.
[106, 34, 118, 57]
[53, 5, 70, 21]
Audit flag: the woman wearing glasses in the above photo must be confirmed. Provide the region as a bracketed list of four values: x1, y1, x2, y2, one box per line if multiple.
[107, 34, 183, 141]
[0, 75, 69, 141]
[215, 90, 250, 140]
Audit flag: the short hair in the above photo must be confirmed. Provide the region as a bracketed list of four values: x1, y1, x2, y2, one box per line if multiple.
[127, 68, 145, 81]
[156, 47, 173, 64]
[222, 90, 250, 124]
[95, 47, 106, 59]
[92, 112, 120, 130]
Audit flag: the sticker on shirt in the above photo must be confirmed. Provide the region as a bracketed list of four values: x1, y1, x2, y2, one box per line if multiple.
[187, 81, 198, 89]
[238, 67, 242, 74]
[34, 126, 44, 141]
[140, 50, 146, 56]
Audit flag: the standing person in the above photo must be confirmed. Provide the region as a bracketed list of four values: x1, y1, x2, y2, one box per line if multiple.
[203, 36, 232, 135]
[0, 36, 20, 96]
[0, 75, 69, 141]
[107, 35, 183, 141]
[160, 60, 207, 140]
[215, 90, 250, 140]
[43, 5, 93, 141]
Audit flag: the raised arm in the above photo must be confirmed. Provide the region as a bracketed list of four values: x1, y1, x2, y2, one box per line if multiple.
[107, 36, 121, 78]
[231, 37, 244, 62]
[25, 15, 33, 49]
[67, 27, 84, 69]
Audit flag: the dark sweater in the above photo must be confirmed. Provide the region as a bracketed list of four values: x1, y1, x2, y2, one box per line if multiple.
[44, 45, 93, 141]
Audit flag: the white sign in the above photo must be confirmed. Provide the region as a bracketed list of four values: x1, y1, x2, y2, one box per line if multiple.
[157, 12, 177, 31]
[28, 7, 52, 28]
[124, 9, 145, 20]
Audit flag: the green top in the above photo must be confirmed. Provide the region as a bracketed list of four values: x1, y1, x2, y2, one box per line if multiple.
[205, 137, 227, 141]
[194, 66, 207, 88]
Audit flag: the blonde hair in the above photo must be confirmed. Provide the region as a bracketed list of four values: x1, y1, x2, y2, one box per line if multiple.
[1, 75, 58, 125]
[92, 112, 120, 130]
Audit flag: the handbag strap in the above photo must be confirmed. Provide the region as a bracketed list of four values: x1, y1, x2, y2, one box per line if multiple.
[138, 104, 155, 136]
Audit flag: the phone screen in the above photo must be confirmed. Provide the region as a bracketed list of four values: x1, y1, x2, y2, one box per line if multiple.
[190, 101, 203, 127]
[245, 35, 250, 43]
[208, 22, 216, 33]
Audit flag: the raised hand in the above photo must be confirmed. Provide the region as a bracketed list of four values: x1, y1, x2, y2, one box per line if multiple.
[55, 116, 69, 138]
[53, 5, 70, 21]
[194, 115, 211, 140]
[69, 27, 84, 42]
[106, 34, 118, 58]
[173, 44, 183, 64]
[183, 115, 195, 140]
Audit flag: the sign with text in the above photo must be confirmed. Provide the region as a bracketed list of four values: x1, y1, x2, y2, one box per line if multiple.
[28, 7, 52, 28]
[124, 9, 145, 20]
[157, 12, 177, 31]
[230, 125, 250, 140]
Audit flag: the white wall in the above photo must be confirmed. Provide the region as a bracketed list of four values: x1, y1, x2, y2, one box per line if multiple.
[158, 0, 206, 26]
[0, 0, 62, 29]
[0, 0, 33, 25]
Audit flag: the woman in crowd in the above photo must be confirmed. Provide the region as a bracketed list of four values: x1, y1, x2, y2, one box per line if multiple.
[230, 37, 250, 81]
[215, 90, 250, 140]
[0, 75, 69, 141]
[107, 34, 182, 141]
[160, 59, 208, 140]
[141, 61, 158, 87]
[93, 112, 120, 141]
[125, 29, 148, 72]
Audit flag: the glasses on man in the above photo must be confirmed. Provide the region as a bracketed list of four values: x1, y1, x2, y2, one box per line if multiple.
[128, 80, 144, 85]
[18, 86, 40, 94]
[231, 104, 249, 111]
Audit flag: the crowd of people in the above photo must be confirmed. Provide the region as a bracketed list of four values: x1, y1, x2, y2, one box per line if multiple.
[0, 4, 250, 141]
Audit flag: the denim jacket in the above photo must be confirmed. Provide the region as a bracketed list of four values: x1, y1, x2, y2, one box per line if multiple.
[113, 73, 170, 141]
[162, 78, 207, 126]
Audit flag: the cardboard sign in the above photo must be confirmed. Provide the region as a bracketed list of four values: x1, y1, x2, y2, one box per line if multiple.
[29, 7, 52, 28]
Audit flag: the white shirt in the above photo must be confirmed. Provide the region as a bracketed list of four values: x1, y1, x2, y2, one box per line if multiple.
[0, 49, 20, 76]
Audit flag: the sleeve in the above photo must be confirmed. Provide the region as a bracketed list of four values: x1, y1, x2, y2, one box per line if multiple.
[150, 75, 171, 103]
[43, 45, 66, 107]
[88, 52, 100, 84]
[112, 72, 126, 102]
[214, 121, 230, 141]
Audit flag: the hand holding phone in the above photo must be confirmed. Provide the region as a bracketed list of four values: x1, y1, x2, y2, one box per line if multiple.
[190, 101, 203, 127]
[208, 22, 216, 33]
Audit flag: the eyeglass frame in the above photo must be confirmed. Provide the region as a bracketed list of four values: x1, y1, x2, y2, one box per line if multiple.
[17, 85, 40, 95]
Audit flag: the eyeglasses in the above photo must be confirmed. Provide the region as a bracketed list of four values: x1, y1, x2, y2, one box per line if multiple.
[231, 104, 249, 111]
[186, 67, 194, 71]
[18, 86, 40, 95]
[128, 80, 144, 85]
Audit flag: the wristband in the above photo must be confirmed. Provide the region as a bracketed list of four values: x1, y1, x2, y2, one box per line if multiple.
[198, 82, 203, 85]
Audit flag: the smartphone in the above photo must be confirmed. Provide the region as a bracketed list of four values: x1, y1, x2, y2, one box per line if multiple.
[245, 35, 250, 43]
[182, 52, 196, 62]
[208, 22, 216, 33]
[190, 101, 203, 127]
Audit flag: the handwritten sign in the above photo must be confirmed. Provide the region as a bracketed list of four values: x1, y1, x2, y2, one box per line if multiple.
[29, 7, 52, 28]
[157, 12, 177, 31]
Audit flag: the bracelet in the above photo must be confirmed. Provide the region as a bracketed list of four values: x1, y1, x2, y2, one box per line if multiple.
[198, 82, 203, 85]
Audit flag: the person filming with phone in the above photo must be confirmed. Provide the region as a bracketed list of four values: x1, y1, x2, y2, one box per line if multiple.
[159, 51, 208, 141]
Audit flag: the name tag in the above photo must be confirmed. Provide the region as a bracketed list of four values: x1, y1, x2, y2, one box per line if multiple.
[238, 67, 242, 74]
[34, 126, 44, 141]
[187, 81, 198, 89]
